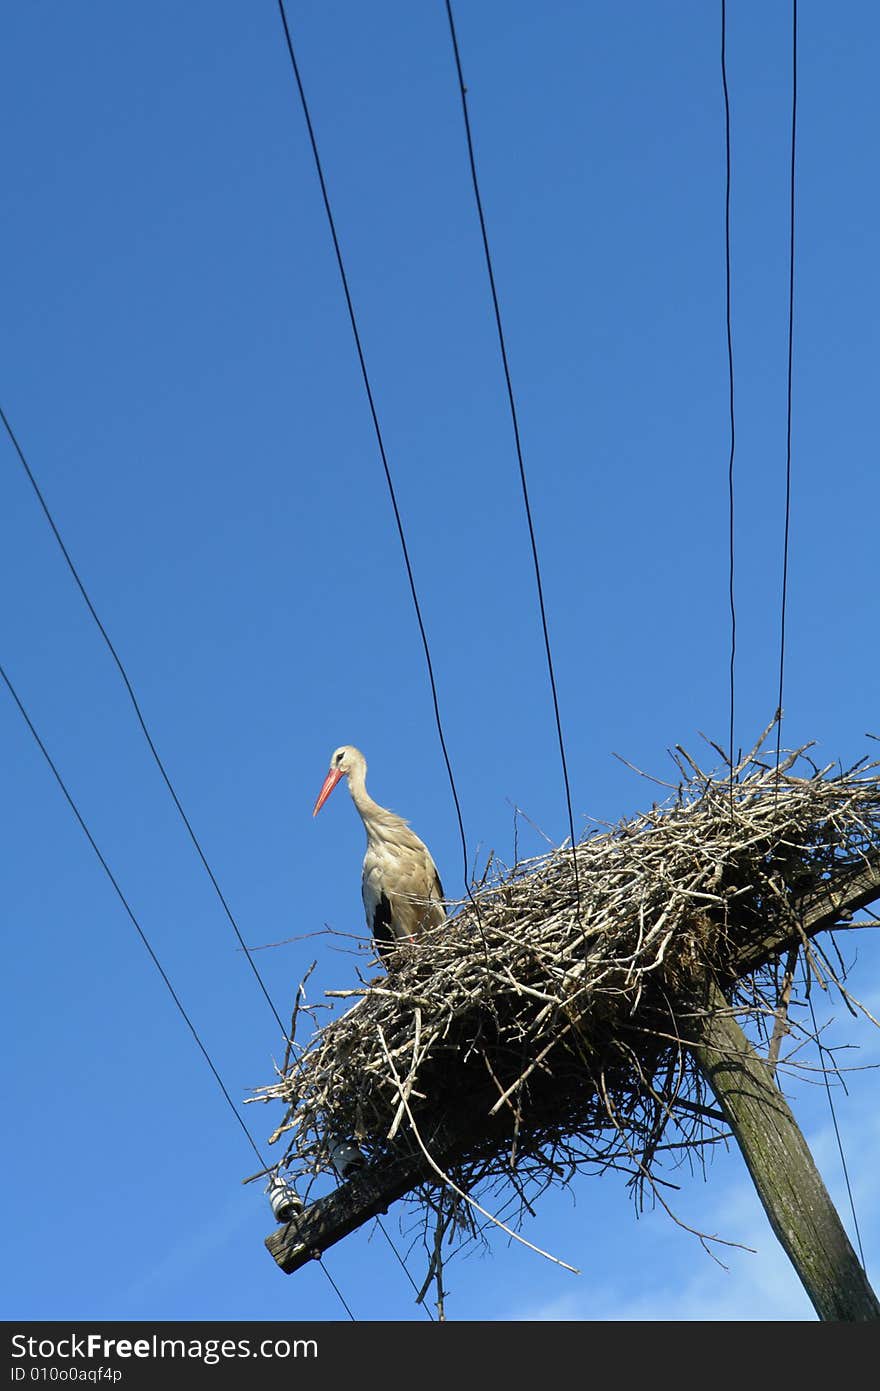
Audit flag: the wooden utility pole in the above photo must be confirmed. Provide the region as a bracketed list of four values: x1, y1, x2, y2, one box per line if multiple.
[690, 976, 879, 1320]
[265, 854, 880, 1319]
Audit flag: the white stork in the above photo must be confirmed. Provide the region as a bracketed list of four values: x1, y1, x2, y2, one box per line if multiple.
[312, 745, 446, 967]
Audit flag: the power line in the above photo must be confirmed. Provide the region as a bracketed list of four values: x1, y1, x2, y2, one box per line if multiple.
[807, 994, 867, 1271]
[0, 402, 290, 1046]
[770, 0, 864, 1273]
[0, 658, 266, 1165]
[721, 0, 736, 807]
[774, 0, 797, 785]
[316, 1258, 356, 1321]
[0, 658, 357, 1320]
[2, 403, 431, 1314]
[1, 404, 424, 1318]
[442, 0, 582, 912]
[0, 76, 433, 1318]
[274, 0, 474, 909]
[271, 5, 477, 1309]
[375, 1219, 436, 1318]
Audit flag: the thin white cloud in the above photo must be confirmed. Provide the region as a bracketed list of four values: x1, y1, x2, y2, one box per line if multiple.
[512, 1102, 879, 1321]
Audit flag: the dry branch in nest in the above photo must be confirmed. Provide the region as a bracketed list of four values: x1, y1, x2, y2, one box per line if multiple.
[251, 730, 880, 1281]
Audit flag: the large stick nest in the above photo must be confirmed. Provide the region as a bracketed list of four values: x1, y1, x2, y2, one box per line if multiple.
[252, 729, 880, 1271]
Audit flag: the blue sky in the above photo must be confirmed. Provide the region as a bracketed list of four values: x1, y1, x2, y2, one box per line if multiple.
[2, 1, 878, 1322]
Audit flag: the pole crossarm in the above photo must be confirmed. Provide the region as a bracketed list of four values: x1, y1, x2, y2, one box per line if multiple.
[733, 853, 880, 976]
[266, 1153, 423, 1275]
[264, 850, 880, 1276]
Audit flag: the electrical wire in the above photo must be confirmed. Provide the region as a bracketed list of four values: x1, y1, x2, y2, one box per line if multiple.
[721, 0, 736, 811]
[272, 5, 480, 1307]
[770, 0, 866, 1275]
[443, 0, 583, 915]
[316, 1258, 356, 1320]
[0, 658, 356, 1320]
[807, 994, 867, 1270]
[0, 396, 393, 1305]
[275, 0, 474, 911]
[2, 399, 427, 1313]
[774, 0, 797, 788]
[0, 400, 425, 1313]
[0, 402, 290, 1047]
[0, 658, 265, 1166]
[375, 1219, 436, 1317]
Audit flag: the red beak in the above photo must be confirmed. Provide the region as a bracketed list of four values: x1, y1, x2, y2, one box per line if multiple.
[313, 766, 344, 817]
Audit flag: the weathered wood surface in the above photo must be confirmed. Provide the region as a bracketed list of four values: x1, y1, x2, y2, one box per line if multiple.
[733, 855, 880, 977]
[266, 1122, 462, 1275]
[691, 976, 880, 1321]
[266, 854, 880, 1280]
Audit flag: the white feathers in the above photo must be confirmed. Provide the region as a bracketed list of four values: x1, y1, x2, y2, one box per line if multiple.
[317, 745, 445, 962]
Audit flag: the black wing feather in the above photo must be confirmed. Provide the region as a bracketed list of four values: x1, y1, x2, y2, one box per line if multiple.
[371, 891, 396, 966]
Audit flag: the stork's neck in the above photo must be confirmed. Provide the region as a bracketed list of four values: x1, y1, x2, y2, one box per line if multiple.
[346, 761, 387, 835]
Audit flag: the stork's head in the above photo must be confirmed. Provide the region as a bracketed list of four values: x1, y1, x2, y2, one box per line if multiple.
[312, 745, 366, 816]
